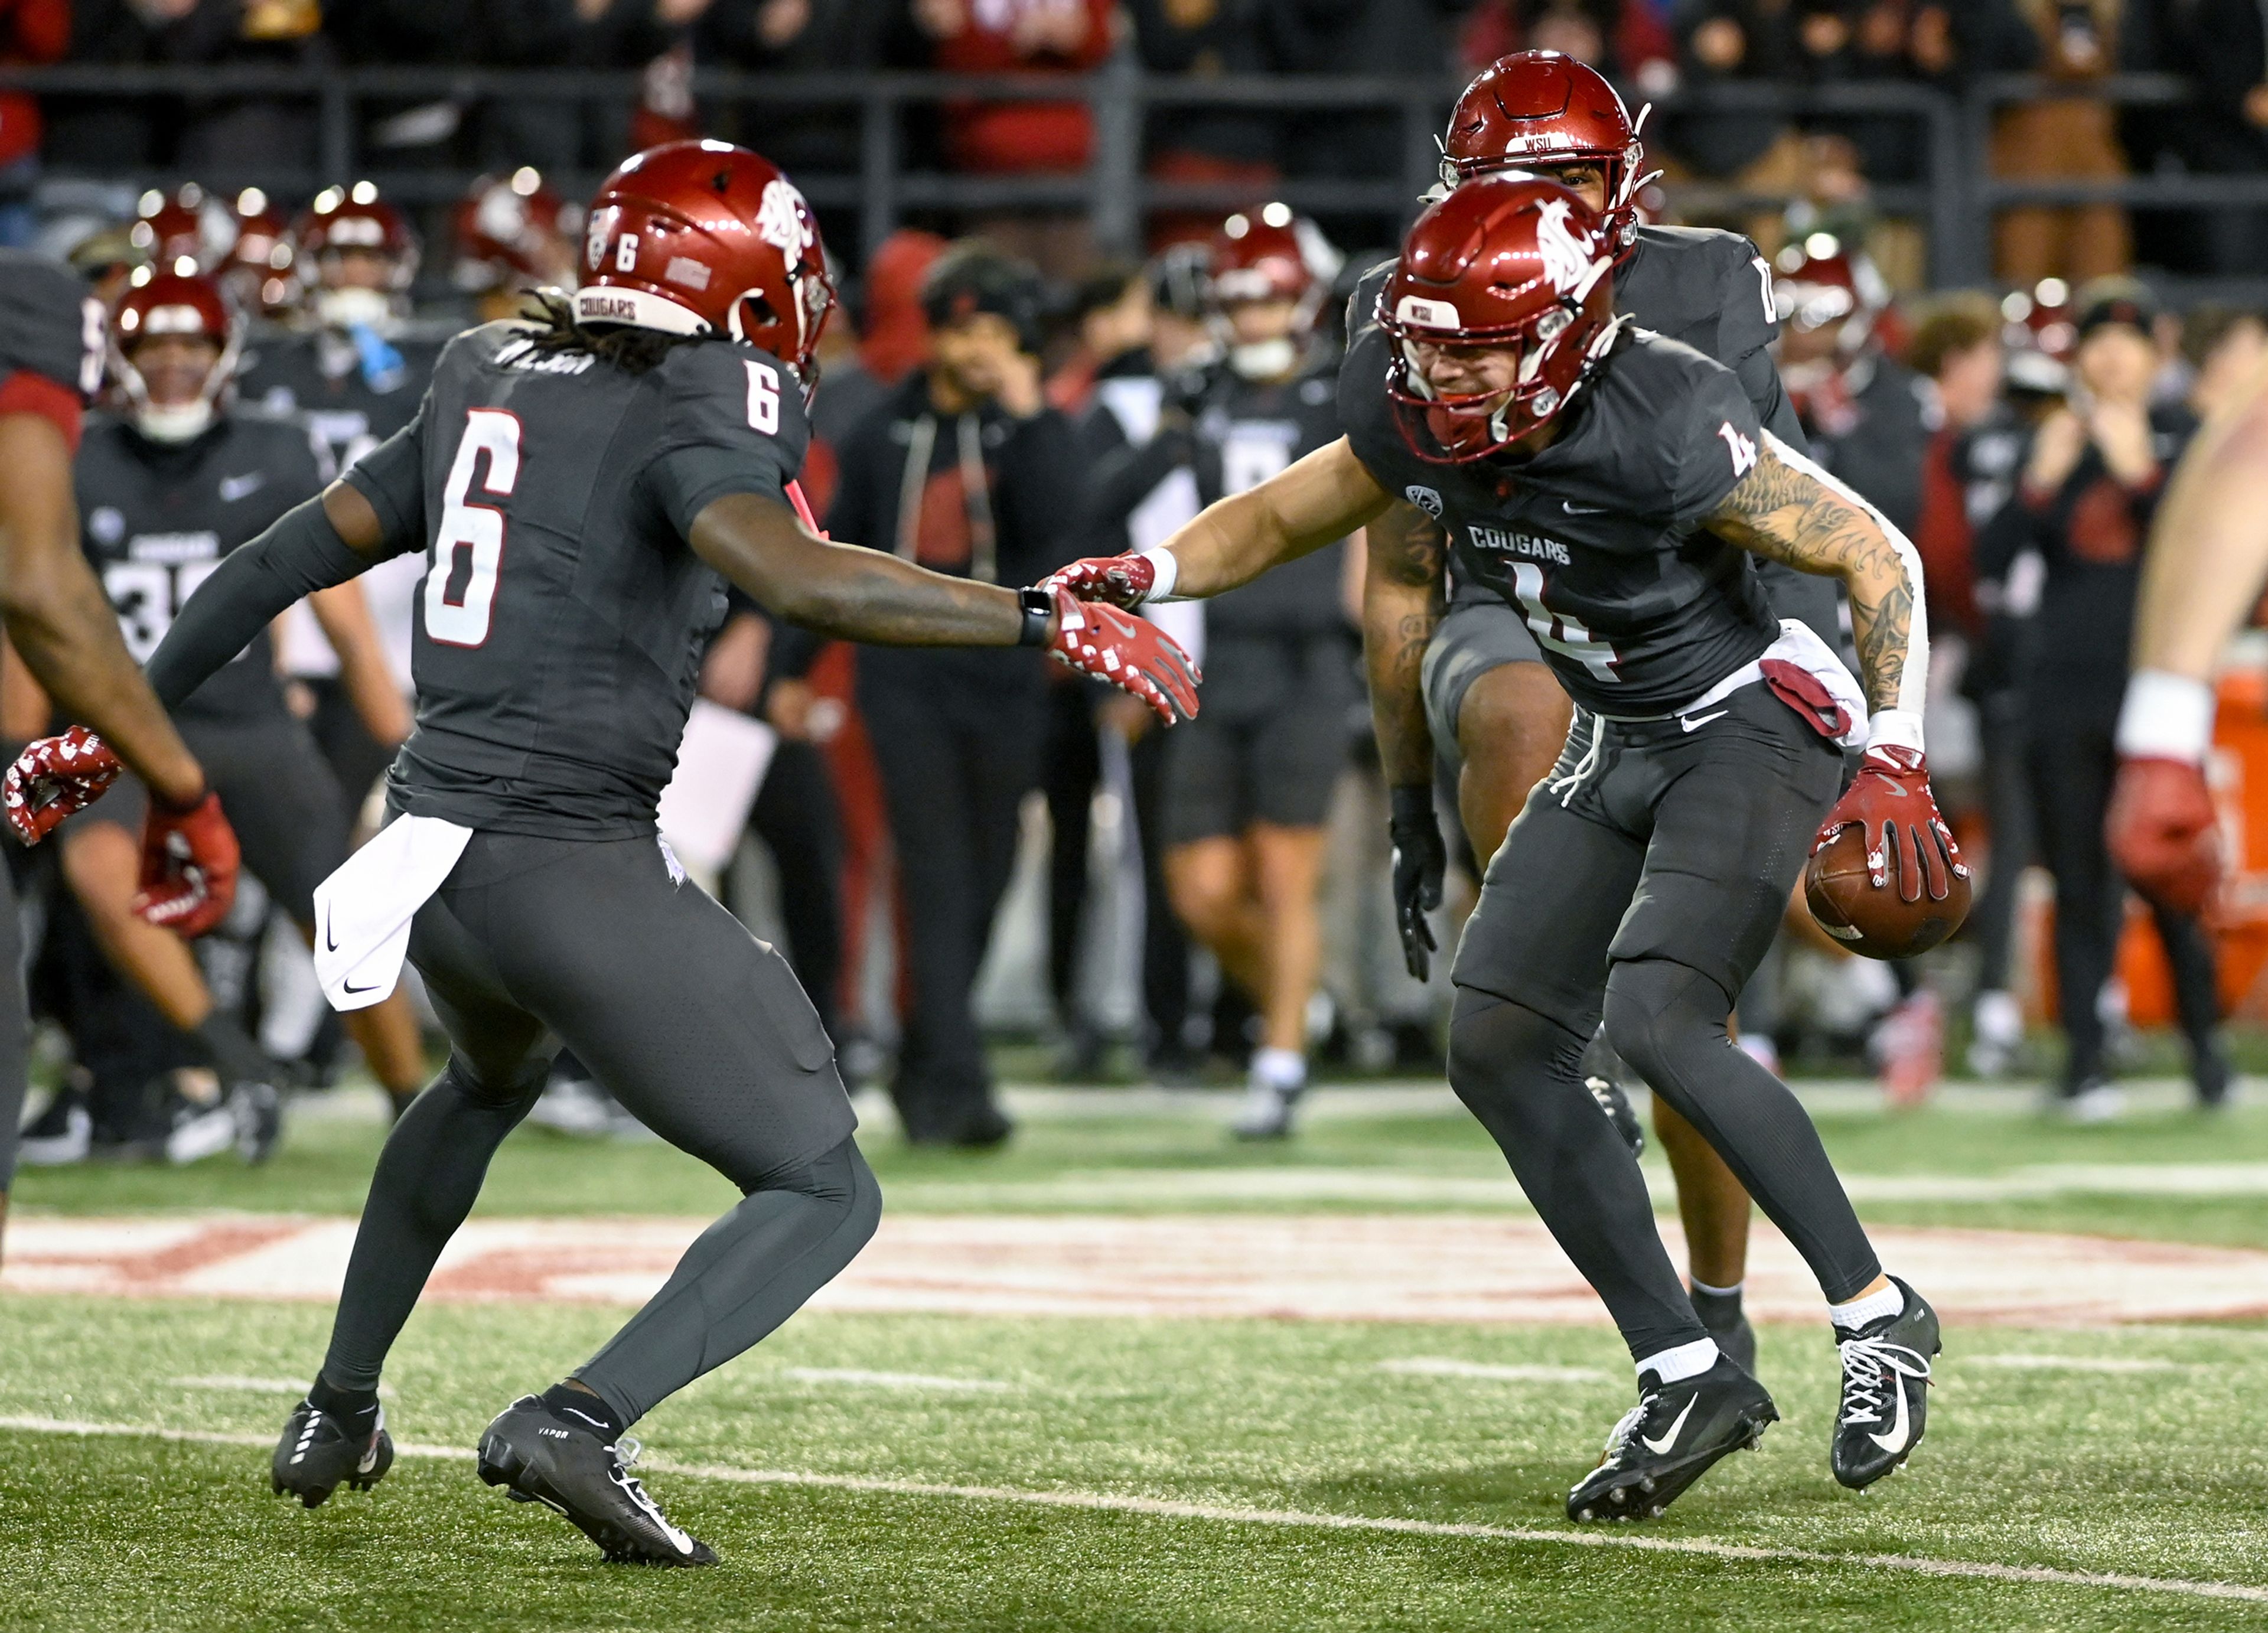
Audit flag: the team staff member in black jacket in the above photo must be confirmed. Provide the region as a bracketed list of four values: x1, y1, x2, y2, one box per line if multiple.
[1983, 279, 2228, 1120]
[826, 245, 1087, 1147]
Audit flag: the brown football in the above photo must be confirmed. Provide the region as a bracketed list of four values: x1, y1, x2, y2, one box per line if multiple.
[1804, 824, 1973, 960]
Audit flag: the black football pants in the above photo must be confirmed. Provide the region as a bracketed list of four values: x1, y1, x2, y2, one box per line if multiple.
[318, 830, 878, 1427]
[1447, 685, 1880, 1363]
[2025, 685, 2221, 1090]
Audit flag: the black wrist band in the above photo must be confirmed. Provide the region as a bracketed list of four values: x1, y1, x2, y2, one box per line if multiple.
[1388, 784, 1435, 823]
[1016, 586, 1054, 648]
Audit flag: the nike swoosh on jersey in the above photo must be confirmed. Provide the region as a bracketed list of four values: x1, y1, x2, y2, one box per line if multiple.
[1562, 499, 1606, 514]
[218, 472, 266, 502]
[1679, 709, 1730, 732]
[1868, 1370, 1913, 1454]
[1641, 1394, 1698, 1455]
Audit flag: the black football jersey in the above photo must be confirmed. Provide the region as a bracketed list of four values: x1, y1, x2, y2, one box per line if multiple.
[341, 322, 807, 840]
[1191, 357, 1348, 640]
[1340, 321, 1776, 718]
[238, 323, 451, 477]
[0, 249, 102, 400]
[76, 412, 324, 725]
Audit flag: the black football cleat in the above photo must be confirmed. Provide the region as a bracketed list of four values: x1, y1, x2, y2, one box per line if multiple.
[271, 1399, 393, 1508]
[1585, 1074, 1644, 1159]
[477, 1396, 717, 1566]
[1832, 1276, 1940, 1490]
[1568, 1356, 1777, 1523]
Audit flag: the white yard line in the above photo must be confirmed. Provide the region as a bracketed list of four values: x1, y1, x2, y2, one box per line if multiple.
[1963, 1355, 2200, 1374]
[1377, 1358, 1617, 1384]
[782, 1368, 1012, 1393]
[4, 1413, 2262, 1606]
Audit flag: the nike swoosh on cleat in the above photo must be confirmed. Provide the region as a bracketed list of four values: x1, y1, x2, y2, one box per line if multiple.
[1679, 709, 1729, 732]
[1641, 1395, 1697, 1455]
[1868, 1371, 1913, 1455]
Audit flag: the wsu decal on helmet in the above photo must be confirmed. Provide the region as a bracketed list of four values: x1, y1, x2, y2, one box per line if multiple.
[1534, 198, 1595, 295]
[755, 178, 814, 259]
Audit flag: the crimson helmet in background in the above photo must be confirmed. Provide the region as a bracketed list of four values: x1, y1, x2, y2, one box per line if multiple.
[1211, 203, 1328, 309]
[2000, 277, 2074, 396]
[1380, 177, 1621, 464]
[1770, 232, 1889, 351]
[576, 139, 836, 393]
[295, 182, 420, 327]
[131, 184, 237, 271]
[222, 187, 300, 318]
[454, 168, 584, 294]
[1441, 52, 1656, 256]
[110, 268, 240, 444]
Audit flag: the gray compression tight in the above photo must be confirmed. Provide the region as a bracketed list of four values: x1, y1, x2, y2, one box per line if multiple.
[1449, 959, 1881, 1364]
[321, 1058, 879, 1426]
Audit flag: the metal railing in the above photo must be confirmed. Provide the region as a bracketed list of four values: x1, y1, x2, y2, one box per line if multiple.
[1, 63, 2264, 293]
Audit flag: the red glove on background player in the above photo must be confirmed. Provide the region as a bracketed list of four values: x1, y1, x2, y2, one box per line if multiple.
[1042, 552, 1162, 609]
[1813, 742, 1967, 904]
[4, 725, 122, 844]
[133, 790, 239, 938]
[1043, 587, 1200, 724]
[2107, 758, 2219, 914]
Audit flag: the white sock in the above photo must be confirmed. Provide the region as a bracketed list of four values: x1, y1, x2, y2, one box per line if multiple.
[1830, 1280, 1904, 1332]
[1635, 1336, 1719, 1386]
[1251, 1047, 1306, 1093]
[1689, 1278, 1743, 1299]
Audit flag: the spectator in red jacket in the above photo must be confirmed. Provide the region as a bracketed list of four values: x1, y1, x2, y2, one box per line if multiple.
[915, 0, 1116, 276]
[0, 0, 69, 246]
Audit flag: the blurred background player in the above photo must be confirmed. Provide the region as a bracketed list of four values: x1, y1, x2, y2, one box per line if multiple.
[451, 168, 583, 326]
[43, 268, 426, 1153]
[0, 246, 237, 1257]
[1094, 204, 1349, 1136]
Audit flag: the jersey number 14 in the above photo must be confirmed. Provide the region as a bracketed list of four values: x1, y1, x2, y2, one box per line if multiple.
[426, 409, 521, 647]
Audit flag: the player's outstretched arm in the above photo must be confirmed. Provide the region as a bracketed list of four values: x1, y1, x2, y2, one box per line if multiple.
[0, 413, 204, 808]
[1703, 431, 1927, 729]
[1363, 499, 1452, 980]
[1046, 437, 1395, 608]
[687, 492, 1200, 723]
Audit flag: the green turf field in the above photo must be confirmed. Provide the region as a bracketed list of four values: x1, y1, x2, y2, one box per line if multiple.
[6, 1078, 2268, 1629]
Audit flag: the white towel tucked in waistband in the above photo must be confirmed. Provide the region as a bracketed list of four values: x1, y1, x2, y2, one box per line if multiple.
[312, 814, 474, 1012]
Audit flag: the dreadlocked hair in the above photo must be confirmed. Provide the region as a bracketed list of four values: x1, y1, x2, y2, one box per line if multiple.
[520, 288, 708, 376]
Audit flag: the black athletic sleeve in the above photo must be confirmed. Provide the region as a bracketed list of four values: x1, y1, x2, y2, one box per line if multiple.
[643, 341, 810, 539]
[340, 408, 431, 552]
[0, 249, 100, 400]
[145, 499, 383, 708]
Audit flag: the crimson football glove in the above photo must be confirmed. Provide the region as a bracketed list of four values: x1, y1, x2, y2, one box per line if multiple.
[4, 726, 123, 845]
[1387, 785, 1447, 981]
[1813, 743, 1967, 904]
[133, 790, 239, 938]
[1044, 588, 1200, 725]
[2107, 756, 2220, 915]
[1041, 553, 1158, 610]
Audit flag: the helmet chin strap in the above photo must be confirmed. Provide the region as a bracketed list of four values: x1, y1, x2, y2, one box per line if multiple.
[135, 400, 216, 444]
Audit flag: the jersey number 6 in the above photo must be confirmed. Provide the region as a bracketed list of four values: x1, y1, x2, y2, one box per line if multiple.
[426, 408, 522, 647]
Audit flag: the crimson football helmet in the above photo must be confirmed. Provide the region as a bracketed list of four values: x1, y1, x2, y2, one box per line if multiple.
[575, 139, 835, 394]
[1771, 232, 1889, 350]
[1379, 177, 1622, 464]
[130, 184, 236, 272]
[454, 168, 584, 293]
[1211, 203, 1326, 308]
[110, 268, 240, 444]
[221, 187, 299, 317]
[1441, 52, 1656, 255]
[295, 182, 419, 327]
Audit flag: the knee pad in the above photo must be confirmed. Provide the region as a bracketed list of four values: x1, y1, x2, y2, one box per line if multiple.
[1601, 959, 1729, 1100]
[437, 1054, 548, 1113]
[744, 1136, 882, 1237]
[1447, 987, 1589, 1120]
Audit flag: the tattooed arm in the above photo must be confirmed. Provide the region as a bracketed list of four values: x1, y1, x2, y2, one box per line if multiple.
[1705, 430, 1929, 735]
[1363, 498, 1449, 785]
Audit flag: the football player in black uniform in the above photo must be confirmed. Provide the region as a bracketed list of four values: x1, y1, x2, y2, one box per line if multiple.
[1100, 206, 1350, 1137]
[1048, 177, 1947, 1519]
[1391, 50, 1849, 1366]
[57, 269, 426, 1146]
[23, 142, 1198, 1564]
[0, 249, 240, 1256]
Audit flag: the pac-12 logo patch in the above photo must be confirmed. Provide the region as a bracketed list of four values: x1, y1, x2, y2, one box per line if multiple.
[1405, 485, 1443, 518]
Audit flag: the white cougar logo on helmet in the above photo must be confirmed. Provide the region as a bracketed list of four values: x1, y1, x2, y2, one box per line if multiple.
[1534, 197, 1595, 295]
[755, 178, 814, 260]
